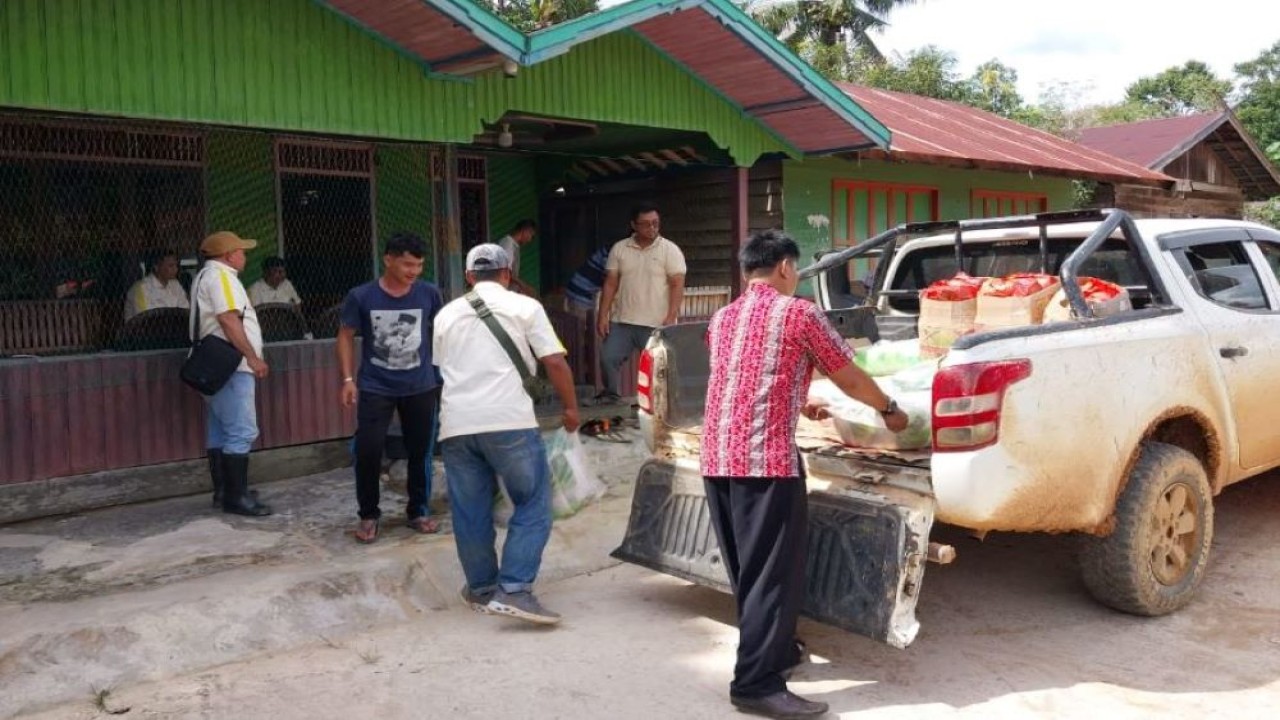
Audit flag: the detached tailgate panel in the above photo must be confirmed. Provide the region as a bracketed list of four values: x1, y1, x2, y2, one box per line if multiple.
[613, 459, 933, 648]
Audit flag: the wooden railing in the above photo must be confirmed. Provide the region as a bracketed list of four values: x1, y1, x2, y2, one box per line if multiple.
[546, 308, 592, 385]
[680, 285, 731, 321]
[0, 299, 106, 356]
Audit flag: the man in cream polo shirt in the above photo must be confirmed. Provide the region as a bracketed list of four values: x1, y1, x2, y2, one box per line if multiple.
[433, 243, 579, 626]
[124, 251, 189, 321]
[594, 201, 686, 404]
[192, 230, 272, 517]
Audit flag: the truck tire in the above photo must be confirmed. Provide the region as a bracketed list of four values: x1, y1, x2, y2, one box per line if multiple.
[1079, 441, 1213, 616]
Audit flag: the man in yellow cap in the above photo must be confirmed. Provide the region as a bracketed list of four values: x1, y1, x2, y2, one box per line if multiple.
[192, 231, 272, 516]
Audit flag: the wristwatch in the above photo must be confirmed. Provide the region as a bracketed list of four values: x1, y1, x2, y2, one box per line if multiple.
[880, 398, 899, 416]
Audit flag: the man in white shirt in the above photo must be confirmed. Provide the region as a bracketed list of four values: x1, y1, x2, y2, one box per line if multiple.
[248, 256, 303, 307]
[124, 252, 189, 321]
[192, 231, 272, 517]
[433, 243, 578, 625]
[496, 219, 537, 296]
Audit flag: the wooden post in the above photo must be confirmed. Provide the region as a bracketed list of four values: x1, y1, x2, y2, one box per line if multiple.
[431, 144, 464, 299]
[730, 166, 749, 298]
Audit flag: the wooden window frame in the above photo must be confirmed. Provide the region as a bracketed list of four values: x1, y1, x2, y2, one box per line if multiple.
[455, 153, 489, 250]
[971, 189, 1048, 218]
[273, 137, 377, 262]
[0, 114, 204, 167]
[831, 179, 939, 245]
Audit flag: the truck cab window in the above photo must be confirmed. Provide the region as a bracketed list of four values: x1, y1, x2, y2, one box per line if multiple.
[1257, 242, 1280, 286]
[1174, 241, 1271, 311]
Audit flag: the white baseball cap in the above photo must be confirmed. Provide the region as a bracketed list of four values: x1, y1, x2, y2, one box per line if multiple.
[466, 243, 511, 271]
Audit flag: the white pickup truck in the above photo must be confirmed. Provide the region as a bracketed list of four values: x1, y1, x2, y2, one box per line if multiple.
[612, 209, 1280, 648]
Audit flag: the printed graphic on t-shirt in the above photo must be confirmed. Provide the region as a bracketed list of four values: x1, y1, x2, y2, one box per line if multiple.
[370, 309, 422, 370]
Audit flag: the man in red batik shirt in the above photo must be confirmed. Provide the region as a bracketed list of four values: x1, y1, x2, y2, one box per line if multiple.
[702, 230, 908, 719]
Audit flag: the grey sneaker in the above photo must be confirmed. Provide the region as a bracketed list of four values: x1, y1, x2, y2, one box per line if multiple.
[486, 590, 561, 625]
[461, 586, 495, 614]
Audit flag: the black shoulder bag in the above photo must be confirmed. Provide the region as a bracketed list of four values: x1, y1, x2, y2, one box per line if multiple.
[180, 267, 245, 396]
[466, 292, 554, 403]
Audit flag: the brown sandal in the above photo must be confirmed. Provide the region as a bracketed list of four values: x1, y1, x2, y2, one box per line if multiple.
[354, 518, 379, 544]
[406, 516, 440, 534]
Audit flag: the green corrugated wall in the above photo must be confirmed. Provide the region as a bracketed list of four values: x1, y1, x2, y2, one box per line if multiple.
[486, 155, 540, 290]
[0, 0, 790, 165]
[782, 158, 1076, 293]
[376, 144, 433, 279]
[205, 130, 276, 285]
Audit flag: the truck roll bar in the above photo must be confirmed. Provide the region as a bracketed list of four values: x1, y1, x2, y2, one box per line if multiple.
[798, 208, 1167, 320]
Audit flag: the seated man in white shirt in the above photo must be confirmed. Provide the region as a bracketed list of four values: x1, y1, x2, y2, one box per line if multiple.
[124, 251, 190, 321]
[248, 256, 302, 307]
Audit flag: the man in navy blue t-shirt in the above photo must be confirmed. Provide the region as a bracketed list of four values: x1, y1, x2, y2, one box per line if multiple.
[337, 233, 444, 543]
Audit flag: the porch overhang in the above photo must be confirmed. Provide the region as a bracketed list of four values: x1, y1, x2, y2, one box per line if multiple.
[315, 0, 891, 157]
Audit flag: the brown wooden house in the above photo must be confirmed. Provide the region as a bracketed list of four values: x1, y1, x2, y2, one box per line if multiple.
[1078, 110, 1280, 218]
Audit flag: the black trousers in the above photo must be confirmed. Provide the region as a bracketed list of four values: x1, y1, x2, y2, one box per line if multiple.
[355, 388, 438, 521]
[704, 476, 808, 699]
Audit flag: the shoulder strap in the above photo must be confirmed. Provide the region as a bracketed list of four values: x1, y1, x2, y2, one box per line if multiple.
[466, 291, 533, 381]
[189, 266, 209, 342]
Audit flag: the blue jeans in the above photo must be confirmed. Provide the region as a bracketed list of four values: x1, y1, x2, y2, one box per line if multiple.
[443, 429, 551, 594]
[206, 372, 259, 455]
[600, 322, 654, 395]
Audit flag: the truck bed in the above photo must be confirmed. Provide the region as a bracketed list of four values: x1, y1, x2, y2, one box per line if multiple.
[796, 416, 932, 469]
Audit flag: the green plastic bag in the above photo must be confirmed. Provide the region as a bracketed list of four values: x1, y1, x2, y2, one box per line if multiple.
[546, 429, 606, 520]
[828, 379, 932, 450]
[854, 340, 925, 377]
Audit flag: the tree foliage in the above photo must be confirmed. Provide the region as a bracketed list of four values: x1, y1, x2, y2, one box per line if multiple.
[1245, 198, 1280, 229]
[744, 0, 918, 62]
[1122, 60, 1231, 116]
[969, 59, 1023, 117]
[480, 0, 598, 32]
[1234, 42, 1280, 156]
[842, 47, 1030, 120]
[854, 46, 972, 101]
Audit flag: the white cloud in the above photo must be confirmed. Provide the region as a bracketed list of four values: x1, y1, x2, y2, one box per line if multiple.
[872, 0, 1280, 106]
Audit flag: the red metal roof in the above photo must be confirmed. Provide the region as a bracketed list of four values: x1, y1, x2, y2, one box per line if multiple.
[840, 84, 1172, 186]
[326, 0, 506, 74]
[635, 10, 877, 154]
[1076, 113, 1225, 169]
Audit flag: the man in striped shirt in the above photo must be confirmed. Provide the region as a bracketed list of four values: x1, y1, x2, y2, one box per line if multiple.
[702, 230, 907, 719]
[564, 246, 610, 317]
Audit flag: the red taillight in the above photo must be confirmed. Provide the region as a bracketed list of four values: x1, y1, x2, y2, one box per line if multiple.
[931, 359, 1031, 451]
[636, 350, 654, 414]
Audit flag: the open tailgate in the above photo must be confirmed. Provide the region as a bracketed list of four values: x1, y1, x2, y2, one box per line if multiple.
[611, 318, 935, 649]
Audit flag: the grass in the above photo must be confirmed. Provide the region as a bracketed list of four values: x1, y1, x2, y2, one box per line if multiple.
[91, 686, 131, 715]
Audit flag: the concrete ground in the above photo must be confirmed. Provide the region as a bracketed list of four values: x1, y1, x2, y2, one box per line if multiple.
[3, 443, 1279, 719]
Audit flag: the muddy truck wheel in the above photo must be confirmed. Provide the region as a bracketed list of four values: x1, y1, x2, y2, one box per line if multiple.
[1080, 441, 1214, 616]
